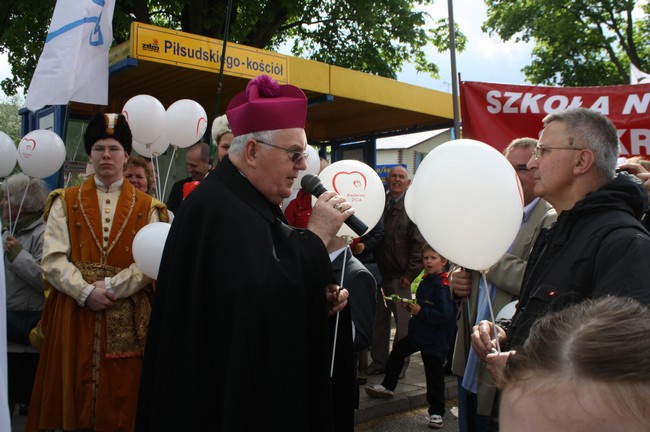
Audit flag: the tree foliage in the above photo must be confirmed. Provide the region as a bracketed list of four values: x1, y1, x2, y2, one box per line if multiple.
[0, 0, 465, 96]
[0, 94, 23, 142]
[483, 0, 650, 86]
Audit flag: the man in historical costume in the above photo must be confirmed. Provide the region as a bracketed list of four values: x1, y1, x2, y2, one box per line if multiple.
[27, 112, 169, 432]
[137, 75, 355, 431]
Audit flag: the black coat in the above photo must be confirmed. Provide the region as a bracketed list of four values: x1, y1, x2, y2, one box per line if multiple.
[331, 248, 376, 353]
[508, 173, 650, 349]
[137, 156, 354, 431]
[165, 177, 191, 213]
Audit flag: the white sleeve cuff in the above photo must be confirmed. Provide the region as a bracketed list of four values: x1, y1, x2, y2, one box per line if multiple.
[104, 277, 114, 294]
[79, 285, 95, 307]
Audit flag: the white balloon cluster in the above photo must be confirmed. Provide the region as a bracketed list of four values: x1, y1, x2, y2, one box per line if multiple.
[409, 139, 524, 271]
[121, 95, 209, 200]
[122, 95, 208, 155]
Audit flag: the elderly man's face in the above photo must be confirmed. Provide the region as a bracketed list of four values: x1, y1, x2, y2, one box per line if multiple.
[254, 128, 308, 205]
[527, 121, 581, 207]
[387, 166, 411, 196]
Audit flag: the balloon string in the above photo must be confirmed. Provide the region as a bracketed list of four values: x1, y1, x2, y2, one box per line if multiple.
[153, 155, 162, 201]
[481, 270, 500, 353]
[10, 180, 30, 236]
[6, 185, 13, 237]
[330, 245, 348, 378]
[161, 146, 177, 201]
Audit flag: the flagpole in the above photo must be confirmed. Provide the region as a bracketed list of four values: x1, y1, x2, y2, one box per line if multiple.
[209, 0, 234, 169]
[447, 0, 461, 139]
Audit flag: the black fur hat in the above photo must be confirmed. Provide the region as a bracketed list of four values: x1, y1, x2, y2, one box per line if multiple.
[84, 112, 132, 155]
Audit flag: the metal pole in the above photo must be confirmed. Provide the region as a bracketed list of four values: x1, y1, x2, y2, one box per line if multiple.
[447, 0, 461, 139]
[209, 0, 234, 168]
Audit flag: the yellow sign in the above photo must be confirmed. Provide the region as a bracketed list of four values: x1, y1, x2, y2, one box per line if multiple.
[130, 22, 289, 82]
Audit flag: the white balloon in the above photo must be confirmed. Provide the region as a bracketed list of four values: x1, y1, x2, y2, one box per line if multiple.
[412, 139, 524, 270]
[317, 160, 386, 238]
[132, 222, 171, 280]
[122, 95, 166, 145]
[17, 130, 66, 178]
[404, 182, 416, 224]
[133, 133, 170, 157]
[164, 99, 208, 148]
[0, 131, 17, 177]
[496, 300, 519, 321]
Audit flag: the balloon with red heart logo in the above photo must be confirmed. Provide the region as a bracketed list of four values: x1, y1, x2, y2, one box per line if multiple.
[317, 159, 385, 239]
[17, 130, 66, 178]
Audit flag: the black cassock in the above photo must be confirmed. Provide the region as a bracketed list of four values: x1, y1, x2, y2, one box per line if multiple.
[136, 156, 354, 431]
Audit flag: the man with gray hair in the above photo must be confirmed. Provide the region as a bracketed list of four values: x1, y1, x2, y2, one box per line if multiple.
[473, 107, 650, 367]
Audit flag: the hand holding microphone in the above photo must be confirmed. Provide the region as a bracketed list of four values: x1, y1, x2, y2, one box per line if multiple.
[301, 174, 368, 236]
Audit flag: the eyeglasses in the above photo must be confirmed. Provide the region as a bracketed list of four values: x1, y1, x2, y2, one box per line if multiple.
[532, 143, 586, 160]
[513, 164, 530, 172]
[256, 140, 309, 164]
[91, 145, 124, 155]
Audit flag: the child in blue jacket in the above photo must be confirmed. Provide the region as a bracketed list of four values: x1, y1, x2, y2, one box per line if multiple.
[366, 244, 457, 429]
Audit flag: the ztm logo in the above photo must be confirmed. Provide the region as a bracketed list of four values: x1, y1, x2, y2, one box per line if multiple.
[142, 38, 160, 53]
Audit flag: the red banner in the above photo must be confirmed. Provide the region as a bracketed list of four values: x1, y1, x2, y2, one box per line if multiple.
[460, 81, 650, 156]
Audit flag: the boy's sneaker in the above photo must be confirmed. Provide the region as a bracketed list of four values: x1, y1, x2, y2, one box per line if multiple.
[365, 384, 394, 399]
[428, 414, 443, 429]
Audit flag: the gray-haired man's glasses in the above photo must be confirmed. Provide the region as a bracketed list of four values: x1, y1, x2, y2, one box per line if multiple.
[256, 140, 309, 164]
[532, 143, 586, 160]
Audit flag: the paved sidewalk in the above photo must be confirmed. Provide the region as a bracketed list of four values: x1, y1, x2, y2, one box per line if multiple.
[12, 351, 456, 431]
[355, 352, 457, 424]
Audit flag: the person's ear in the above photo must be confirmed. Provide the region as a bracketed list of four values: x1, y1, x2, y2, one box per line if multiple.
[574, 148, 595, 175]
[243, 139, 259, 166]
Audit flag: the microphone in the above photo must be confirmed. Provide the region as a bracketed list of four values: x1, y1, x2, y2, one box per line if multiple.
[301, 174, 368, 236]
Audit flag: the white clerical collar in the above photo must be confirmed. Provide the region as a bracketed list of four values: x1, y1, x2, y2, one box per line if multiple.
[95, 177, 124, 193]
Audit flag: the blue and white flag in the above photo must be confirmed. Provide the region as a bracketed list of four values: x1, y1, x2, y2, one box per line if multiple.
[25, 0, 116, 112]
[631, 63, 650, 85]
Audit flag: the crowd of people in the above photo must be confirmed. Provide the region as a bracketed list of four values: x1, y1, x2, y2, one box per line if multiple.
[2, 74, 650, 431]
